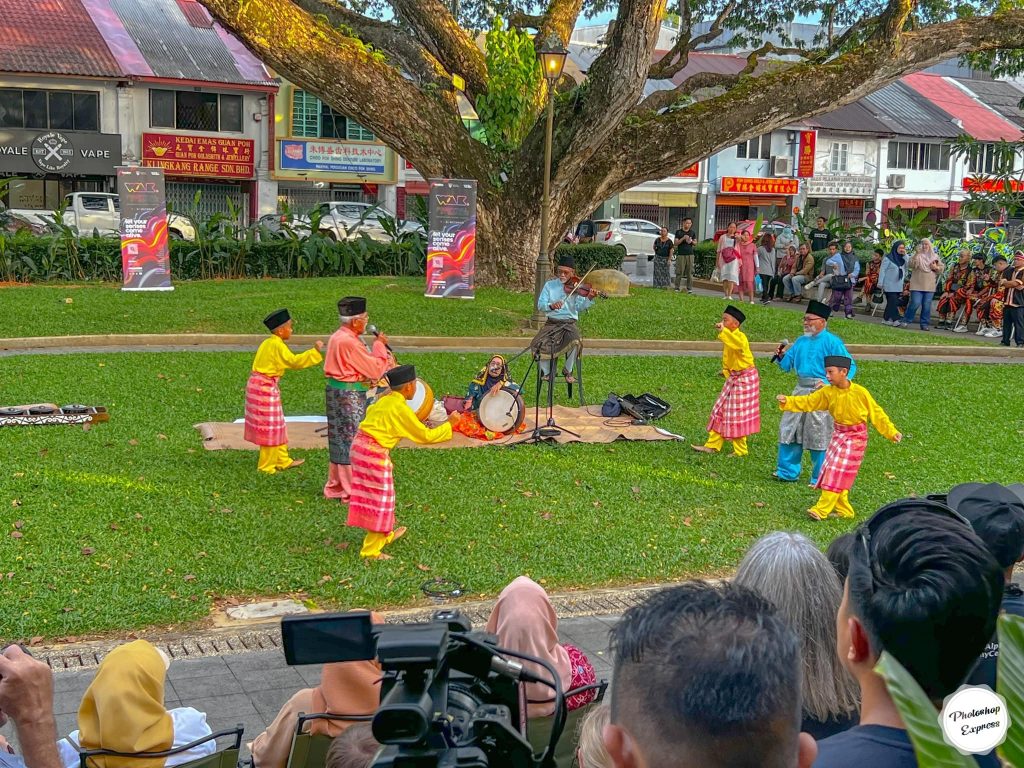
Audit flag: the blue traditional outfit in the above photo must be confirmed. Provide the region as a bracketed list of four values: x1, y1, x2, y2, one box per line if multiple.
[775, 301, 856, 484]
[531, 255, 594, 378]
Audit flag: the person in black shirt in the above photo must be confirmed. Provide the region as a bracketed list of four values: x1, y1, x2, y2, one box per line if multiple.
[999, 251, 1024, 347]
[814, 498, 1003, 768]
[575, 217, 595, 243]
[808, 217, 833, 255]
[652, 226, 674, 288]
[947, 482, 1024, 691]
[673, 217, 698, 293]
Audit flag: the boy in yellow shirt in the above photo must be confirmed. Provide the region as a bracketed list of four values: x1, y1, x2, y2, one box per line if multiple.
[777, 355, 902, 520]
[243, 308, 324, 474]
[347, 364, 457, 559]
[692, 305, 761, 457]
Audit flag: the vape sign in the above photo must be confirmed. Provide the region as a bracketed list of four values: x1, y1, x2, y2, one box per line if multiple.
[32, 132, 74, 173]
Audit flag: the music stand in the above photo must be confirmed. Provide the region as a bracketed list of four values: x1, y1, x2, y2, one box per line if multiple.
[520, 342, 580, 442]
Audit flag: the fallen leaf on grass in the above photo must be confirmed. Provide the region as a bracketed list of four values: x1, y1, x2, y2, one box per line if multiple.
[631, 486, 641, 494]
[81, 547, 95, 556]
[13, 520, 23, 529]
[12, 472, 24, 478]
[683, 517, 692, 527]
[522, 491, 535, 498]
[10, 532, 23, 540]
[157, 434, 167, 440]
[29, 636, 43, 646]
[109, 523, 119, 531]
[11, 500, 21, 507]
[317, 575, 332, 586]
[334, 542, 349, 551]
[128, 439, 139, 446]
[183, 574, 196, 582]
[416, 564, 431, 572]
[752, 502, 766, 508]
[540, 512, 553, 520]
[884, 472, 896, 480]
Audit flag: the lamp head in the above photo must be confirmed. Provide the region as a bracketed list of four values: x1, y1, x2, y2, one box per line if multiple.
[537, 34, 567, 83]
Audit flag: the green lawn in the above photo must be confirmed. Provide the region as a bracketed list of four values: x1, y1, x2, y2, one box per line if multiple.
[1, 349, 1018, 642]
[1, 277, 990, 347]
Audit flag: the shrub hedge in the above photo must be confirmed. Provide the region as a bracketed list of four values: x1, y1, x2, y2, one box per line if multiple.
[552, 243, 625, 274]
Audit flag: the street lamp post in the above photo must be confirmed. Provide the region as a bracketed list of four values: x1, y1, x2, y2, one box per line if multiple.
[531, 36, 568, 327]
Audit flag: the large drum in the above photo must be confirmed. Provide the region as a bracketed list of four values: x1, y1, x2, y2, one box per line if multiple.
[408, 378, 435, 422]
[477, 386, 525, 433]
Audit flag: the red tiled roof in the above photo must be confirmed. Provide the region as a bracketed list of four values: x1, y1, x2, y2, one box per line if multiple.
[902, 72, 1022, 142]
[0, 0, 122, 77]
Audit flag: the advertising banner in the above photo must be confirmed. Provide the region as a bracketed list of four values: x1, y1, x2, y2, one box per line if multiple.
[720, 177, 800, 195]
[675, 162, 700, 178]
[280, 139, 387, 175]
[142, 133, 254, 179]
[797, 130, 817, 178]
[117, 167, 173, 292]
[425, 179, 476, 299]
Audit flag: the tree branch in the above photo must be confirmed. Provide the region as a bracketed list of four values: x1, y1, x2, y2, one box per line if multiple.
[198, 0, 494, 185]
[536, 0, 587, 52]
[874, 0, 915, 49]
[649, 0, 737, 80]
[508, 11, 545, 28]
[827, 14, 881, 55]
[292, 0, 448, 88]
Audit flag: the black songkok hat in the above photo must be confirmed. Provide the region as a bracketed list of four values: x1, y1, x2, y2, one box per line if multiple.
[724, 305, 746, 324]
[824, 355, 853, 371]
[263, 308, 291, 331]
[338, 296, 367, 315]
[806, 300, 832, 320]
[385, 364, 416, 387]
[557, 254, 575, 269]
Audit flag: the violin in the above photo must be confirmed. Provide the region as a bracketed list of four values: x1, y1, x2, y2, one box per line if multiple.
[564, 268, 608, 299]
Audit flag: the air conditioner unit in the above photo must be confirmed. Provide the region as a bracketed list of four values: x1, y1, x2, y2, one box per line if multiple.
[772, 156, 793, 177]
[887, 174, 907, 190]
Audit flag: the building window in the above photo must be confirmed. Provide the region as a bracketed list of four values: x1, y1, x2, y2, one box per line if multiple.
[829, 142, 849, 173]
[0, 88, 99, 131]
[290, 89, 375, 142]
[887, 141, 950, 171]
[736, 134, 772, 160]
[969, 143, 1016, 175]
[150, 90, 243, 132]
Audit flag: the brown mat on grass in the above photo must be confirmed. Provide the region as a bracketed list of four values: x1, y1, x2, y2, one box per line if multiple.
[195, 407, 681, 451]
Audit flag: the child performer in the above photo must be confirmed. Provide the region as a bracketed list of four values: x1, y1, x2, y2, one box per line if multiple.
[691, 305, 760, 457]
[244, 308, 324, 474]
[777, 355, 902, 521]
[347, 365, 457, 560]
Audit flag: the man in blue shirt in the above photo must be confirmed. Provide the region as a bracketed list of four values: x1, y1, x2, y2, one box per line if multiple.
[774, 300, 856, 485]
[530, 254, 594, 382]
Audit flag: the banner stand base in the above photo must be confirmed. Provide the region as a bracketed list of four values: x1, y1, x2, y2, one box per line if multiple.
[121, 287, 175, 292]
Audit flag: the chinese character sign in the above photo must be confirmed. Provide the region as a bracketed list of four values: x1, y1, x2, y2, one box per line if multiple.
[797, 131, 816, 178]
[720, 177, 800, 195]
[425, 179, 476, 299]
[117, 167, 173, 292]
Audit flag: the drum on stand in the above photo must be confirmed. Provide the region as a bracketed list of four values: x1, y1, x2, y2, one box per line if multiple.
[408, 378, 435, 422]
[477, 386, 525, 433]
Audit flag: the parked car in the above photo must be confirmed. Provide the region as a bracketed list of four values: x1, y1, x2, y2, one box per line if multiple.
[5, 192, 195, 240]
[593, 218, 663, 257]
[262, 202, 423, 242]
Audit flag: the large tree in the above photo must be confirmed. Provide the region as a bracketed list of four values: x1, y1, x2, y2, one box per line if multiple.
[202, 0, 1024, 287]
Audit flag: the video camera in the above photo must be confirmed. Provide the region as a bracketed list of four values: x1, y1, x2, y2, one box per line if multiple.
[281, 610, 568, 768]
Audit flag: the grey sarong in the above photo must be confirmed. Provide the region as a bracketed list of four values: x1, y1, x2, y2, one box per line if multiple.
[325, 387, 367, 465]
[778, 376, 834, 452]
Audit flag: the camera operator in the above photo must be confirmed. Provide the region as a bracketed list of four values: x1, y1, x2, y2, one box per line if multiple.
[0, 645, 60, 768]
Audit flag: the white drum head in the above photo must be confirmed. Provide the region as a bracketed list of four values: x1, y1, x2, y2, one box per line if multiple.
[478, 386, 524, 433]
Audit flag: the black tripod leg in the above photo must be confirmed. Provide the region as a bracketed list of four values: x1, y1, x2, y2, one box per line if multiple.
[546, 354, 556, 426]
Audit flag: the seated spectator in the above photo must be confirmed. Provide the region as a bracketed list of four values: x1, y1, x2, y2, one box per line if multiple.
[57, 640, 213, 768]
[576, 702, 612, 768]
[784, 244, 816, 301]
[462, 355, 518, 412]
[807, 242, 840, 303]
[603, 581, 816, 768]
[0, 645, 60, 768]
[734, 532, 860, 740]
[325, 723, 381, 768]
[825, 532, 855, 584]
[814, 498, 1004, 768]
[946, 482, 1024, 690]
[485, 576, 597, 717]
[252, 616, 382, 768]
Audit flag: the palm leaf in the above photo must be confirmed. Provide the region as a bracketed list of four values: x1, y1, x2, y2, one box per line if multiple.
[875, 651, 978, 768]
[998, 614, 1024, 766]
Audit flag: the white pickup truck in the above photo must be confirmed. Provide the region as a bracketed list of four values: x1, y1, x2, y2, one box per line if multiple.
[6, 192, 196, 240]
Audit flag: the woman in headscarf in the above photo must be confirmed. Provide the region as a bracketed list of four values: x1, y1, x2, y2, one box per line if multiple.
[56, 640, 214, 768]
[878, 241, 908, 326]
[251, 614, 383, 768]
[462, 355, 515, 412]
[485, 577, 597, 718]
[733, 532, 860, 741]
[904, 237, 944, 330]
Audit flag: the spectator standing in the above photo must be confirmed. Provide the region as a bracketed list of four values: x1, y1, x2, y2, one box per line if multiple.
[813, 499, 1004, 768]
[828, 241, 860, 319]
[716, 222, 740, 300]
[758, 232, 778, 304]
[877, 242, 907, 326]
[903, 238, 943, 331]
[808, 216, 833, 254]
[784, 244, 816, 301]
[652, 227, 674, 289]
[673, 217, 698, 293]
[736, 229, 759, 304]
[734, 532, 860, 740]
[999, 250, 1024, 347]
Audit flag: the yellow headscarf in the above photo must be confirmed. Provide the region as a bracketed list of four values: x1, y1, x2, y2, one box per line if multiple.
[78, 640, 174, 768]
[471, 355, 509, 388]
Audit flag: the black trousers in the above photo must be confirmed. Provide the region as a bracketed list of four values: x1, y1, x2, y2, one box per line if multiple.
[1002, 305, 1024, 346]
[884, 292, 902, 322]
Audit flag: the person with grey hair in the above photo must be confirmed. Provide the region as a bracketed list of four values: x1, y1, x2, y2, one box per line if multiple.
[323, 296, 394, 504]
[734, 532, 860, 740]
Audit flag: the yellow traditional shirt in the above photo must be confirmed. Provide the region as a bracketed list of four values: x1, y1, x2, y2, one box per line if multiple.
[359, 391, 453, 450]
[719, 327, 754, 374]
[251, 335, 323, 377]
[780, 382, 899, 440]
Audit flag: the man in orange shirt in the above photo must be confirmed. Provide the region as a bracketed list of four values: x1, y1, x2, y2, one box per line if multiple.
[323, 296, 394, 503]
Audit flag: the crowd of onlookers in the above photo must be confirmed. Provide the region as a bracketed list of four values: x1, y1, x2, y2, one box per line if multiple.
[2, 482, 1022, 768]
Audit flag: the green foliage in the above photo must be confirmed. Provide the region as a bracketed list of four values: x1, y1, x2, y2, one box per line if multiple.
[553, 242, 624, 273]
[998, 614, 1024, 766]
[950, 136, 1024, 222]
[474, 17, 542, 151]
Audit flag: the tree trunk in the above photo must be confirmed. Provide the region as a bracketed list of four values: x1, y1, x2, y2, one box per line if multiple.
[475, 195, 552, 291]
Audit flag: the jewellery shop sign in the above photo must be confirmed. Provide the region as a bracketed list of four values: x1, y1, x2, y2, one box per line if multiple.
[0, 129, 122, 175]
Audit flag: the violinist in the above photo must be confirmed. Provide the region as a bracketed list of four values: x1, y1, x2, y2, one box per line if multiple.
[531, 254, 596, 384]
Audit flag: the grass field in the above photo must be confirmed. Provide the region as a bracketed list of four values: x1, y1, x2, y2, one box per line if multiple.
[0, 348, 1017, 642]
[1, 277, 992, 347]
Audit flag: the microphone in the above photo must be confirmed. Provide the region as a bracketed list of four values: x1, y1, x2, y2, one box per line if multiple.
[366, 324, 394, 354]
[771, 339, 790, 363]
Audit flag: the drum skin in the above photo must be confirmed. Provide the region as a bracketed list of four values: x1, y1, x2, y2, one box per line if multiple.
[477, 386, 525, 433]
[408, 378, 435, 422]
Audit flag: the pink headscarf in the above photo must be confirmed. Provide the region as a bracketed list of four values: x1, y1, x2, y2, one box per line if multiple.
[485, 577, 572, 717]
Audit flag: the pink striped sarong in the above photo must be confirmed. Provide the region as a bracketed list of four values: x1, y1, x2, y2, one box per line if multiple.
[707, 366, 761, 439]
[347, 431, 396, 533]
[243, 372, 286, 446]
[816, 422, 868, 492]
